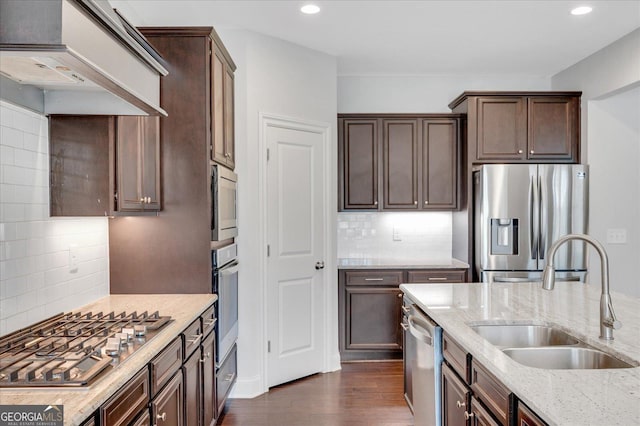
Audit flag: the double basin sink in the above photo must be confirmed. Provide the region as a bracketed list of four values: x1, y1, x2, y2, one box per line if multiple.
[470, 324, 635, 369]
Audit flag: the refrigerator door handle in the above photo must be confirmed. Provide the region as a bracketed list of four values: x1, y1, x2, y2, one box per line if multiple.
[530, 175, 538, 260]
[539, 175, 546, 260]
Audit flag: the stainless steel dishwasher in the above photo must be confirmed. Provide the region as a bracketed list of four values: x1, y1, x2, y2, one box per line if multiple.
[407, 303, 443, 426]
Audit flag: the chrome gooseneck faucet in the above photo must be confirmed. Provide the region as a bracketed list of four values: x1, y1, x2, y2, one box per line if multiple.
[542, 234, 622, 340]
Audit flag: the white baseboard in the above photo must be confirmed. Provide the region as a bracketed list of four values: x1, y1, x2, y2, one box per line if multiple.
[227, 374, 265, 399]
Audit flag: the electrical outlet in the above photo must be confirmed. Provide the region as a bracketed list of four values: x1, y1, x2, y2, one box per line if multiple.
[606, 229, 627, 244]
[392, 227, 402, 241]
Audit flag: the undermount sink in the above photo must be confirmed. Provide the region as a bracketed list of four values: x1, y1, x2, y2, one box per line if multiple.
[469, 323, 635, 369]
[470, 324, 579, 348]
[502, 347, 635, 369]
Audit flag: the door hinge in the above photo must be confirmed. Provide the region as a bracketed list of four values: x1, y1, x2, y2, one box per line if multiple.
[268, 340, 271, 353]
[266, 148, 270, 161]
[267, 245, 270, 257]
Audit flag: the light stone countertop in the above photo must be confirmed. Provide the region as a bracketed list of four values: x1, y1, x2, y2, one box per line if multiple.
[338, 257, 469, 269]
[400, 282, 640, 426]
[0, 294, 217, 426]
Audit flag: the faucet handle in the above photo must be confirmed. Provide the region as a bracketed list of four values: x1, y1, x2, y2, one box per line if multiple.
[603, 318, 622, 330]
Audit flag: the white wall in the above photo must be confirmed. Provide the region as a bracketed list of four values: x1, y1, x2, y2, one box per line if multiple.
[0, 101, 109, 335]
[217, 29, 338, 398]
[338, 74, 551, 113]
[552, 28, 640, 297]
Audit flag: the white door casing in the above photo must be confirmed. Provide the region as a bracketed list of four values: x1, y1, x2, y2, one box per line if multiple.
[264, 115, 331, 388]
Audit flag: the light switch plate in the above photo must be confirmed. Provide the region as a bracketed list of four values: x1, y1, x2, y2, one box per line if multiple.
[69, 244, 80, 271]
[606, 229, 627, 244]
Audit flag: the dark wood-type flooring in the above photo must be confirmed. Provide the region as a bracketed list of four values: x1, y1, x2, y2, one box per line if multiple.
[218, 361, 414, 426]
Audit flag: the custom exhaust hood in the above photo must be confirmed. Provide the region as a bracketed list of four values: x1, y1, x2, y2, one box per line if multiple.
[0, 0, 168, 116]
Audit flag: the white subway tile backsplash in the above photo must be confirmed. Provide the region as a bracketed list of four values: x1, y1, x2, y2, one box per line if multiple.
[337, 211, 453, 261]
[0, 101, 109, 334]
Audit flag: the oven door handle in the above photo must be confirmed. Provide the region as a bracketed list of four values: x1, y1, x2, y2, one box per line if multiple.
[220, 262, 239, 276]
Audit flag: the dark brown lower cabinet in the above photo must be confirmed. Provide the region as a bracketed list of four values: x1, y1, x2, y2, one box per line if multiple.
[184, 350, 201, 426]
[442, 363, 470, 426]
[131, 410, 150, 426]
[339, 269, 404, 360]
[203, 332, 217, 426]
[152, 372, 183, 426]
[216, 344, 237, 416]
[516, 402, 547, 426]
[471, 396, 500, 426]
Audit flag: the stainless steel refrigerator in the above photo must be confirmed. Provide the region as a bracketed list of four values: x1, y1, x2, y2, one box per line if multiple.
[474, 164, 588, 283]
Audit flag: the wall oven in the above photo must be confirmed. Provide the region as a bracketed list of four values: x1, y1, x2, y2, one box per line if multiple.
[212, 243, 239, 367]
[212, 165, 238, 241]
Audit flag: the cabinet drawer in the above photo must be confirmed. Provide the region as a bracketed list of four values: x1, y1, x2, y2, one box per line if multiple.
[443, 332, 469, 384]
[471, 360, 511, 426]
[216, 343, 237, 416]
[150, 337, 183, 396]
[101, 367, 149, 426]
[183, 317, 203, 359]
[471, 396, 501, 426]
[202, 304, 217, 338]
[406, 270, 466, 283]
[345, 270, 403, 286]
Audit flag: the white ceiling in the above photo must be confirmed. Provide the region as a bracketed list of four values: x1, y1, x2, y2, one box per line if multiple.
[112, 1, 640, 77]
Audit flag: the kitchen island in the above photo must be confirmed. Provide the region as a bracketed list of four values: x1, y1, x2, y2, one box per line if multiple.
[0, 294, 216, 426]
[401, 281, 640, 425]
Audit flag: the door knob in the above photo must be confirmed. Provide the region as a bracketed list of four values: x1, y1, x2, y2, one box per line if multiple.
[315, 261, 325, 270]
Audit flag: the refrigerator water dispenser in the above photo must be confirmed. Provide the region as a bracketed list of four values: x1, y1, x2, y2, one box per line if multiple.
[491, 218, 518, 255]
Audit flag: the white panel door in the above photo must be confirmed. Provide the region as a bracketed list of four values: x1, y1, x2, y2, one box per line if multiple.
[266, 124, 325, 388]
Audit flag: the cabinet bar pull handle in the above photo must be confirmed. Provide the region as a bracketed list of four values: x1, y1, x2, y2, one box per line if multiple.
[204, 319, 217, 327]
[186, 334, 202, 345]
[400, 323, 409, 331]
[428, 277, 447, 281]
[364, 278, 384, 281]
[402, 305, 410, 313]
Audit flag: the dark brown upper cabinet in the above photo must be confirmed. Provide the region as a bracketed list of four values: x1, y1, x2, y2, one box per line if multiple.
[338, 117, 379, 209]
[383, 119, 419, 209]
[211, 34, 236, 170]
[449, 91, 581, 163]
[49, 115, 161, 216]
[338, 114, 461, 211]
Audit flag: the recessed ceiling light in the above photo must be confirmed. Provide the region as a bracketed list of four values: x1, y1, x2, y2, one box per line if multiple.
[301, 4, 320, 15]
[571, 6, 593, 15]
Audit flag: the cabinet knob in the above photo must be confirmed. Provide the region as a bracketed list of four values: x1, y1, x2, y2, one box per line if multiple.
[374, 200, 378, 206]
[200, 352, 212, 363]
[464, 412, 474, 420]
[156, 412, 167, 421]
[397, 293, 403, 298]
[140, 197, 145, 203]
[456, 400, 466, 409]
[518, 149, 523, 154]
[414, 200, 417, 205]
[424, 200, 429, 205]
[530, 150, 535, 154]
[147, 196, 151, 203]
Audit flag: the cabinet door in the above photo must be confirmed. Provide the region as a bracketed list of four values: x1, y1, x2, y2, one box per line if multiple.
[223, 64, 235, 169]
[202, 332, 216, 426]
[49, 115, 114, 216]
[422, 119, 458, 209]
[183, 351, 200, 426]
[116, 116, 144, 211]
[516, 401, 547, 426]
[116, 116, 161, 212]
[527, 97, 578, 162]
[442, 363, 471, 426]
[344, 286, 403, 351]
[211, 47, 226, 165]
[470, 397, 500, 426]
[141, 116, 161, 210]
[476, 97, 527, 161]
[339, 118, 379, 210]
[152, 372, 184, 426]
[383, 119, 418, 209]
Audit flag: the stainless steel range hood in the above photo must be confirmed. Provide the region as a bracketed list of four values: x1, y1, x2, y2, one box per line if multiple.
[0, 0, 167, 116]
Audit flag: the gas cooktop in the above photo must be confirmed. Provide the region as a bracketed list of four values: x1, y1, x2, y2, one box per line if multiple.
[0, 310, 171, 387]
